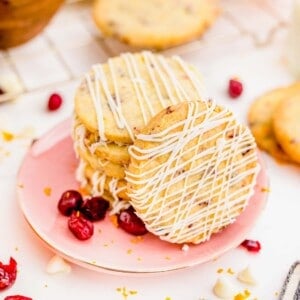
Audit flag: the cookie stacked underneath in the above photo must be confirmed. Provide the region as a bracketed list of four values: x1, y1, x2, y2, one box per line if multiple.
[72, 51, 206, 214]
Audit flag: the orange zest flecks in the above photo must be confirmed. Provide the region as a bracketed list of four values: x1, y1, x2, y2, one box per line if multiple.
[234, 289, 251, 300]
[110, 214, 119, 228]
[116, 287, 138, 300]
[217, 268, 224, 274]
[43, 187, 52, 196]
[2, 130, 15, 142]
[261, 186, 270, 193]
[227, 267, 235, 275]
[130, 236, 144, 244]
[127, 249, 133, 255]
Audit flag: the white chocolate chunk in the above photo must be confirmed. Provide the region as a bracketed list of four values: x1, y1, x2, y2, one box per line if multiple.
[237, 265, 257, 285]
[0, 74, 23, 101]
[46, 255, 71, 274]
[213, 277, 235, 299]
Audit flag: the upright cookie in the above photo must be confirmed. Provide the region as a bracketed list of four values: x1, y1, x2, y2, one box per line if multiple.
[127, 101, 260, 244]
[93, 0, 219, 49]
[273, 95, 300, 164]
[248, 83, 300, 162]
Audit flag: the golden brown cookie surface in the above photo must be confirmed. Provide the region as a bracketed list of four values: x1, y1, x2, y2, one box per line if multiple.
[273, 95, 300, 164]
[75, 51, 206, 144]
[127, 101, 259, 244]
[248, 83, 300, 162]
[93, 0, 219, 49]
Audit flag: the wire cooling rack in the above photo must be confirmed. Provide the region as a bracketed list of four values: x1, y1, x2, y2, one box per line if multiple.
[0, 0, 293, 101]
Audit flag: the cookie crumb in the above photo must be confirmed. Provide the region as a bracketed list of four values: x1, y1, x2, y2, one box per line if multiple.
[227, 267, 235, 275]
[43, 187, 52, 196]
[261, 187, 270, 193]
[217, 268, 224, 274]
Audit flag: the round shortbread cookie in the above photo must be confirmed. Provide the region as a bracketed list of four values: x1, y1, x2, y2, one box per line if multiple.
[93, 0, 219, 49]
[248, 83, 300, 162]
[273, 95, 300, 164]
[75, 51, 206, 144]
[126, 101, 260, 244]
[76, 147, 125, 179]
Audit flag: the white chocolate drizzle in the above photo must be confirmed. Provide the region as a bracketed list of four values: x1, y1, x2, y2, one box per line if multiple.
[84, 51, 206, 143]
[126, 101, 260, 244]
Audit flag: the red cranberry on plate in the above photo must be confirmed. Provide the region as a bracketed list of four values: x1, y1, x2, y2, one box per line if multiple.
[0, 257, 17, 290]
[117, 207, 148, 236]
[4, 296, 32, 300]
[240, 239, 261, 252]
[57, 190, 83, 216]
[80, 197, 109, 221]
[47, 93, 63, 111]
[68, 212, 94, 240]
[228, 78, 243, 98]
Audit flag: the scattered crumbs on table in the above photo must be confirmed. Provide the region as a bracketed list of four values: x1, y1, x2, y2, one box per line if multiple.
[98, 228, 102, 234]
[44, 284, 48, 288]
[164, 256, 171, 260]
[261, 186, 270, 193]
[91, 260, 97, 265]
[213, 256, 219, 262]
[103, 243, 109, 248]
[110, 214, 119, 228]
[275, 291, 279, 296]
[137, 257, 142, 262]
[227, 267, 235, 275]
[127, 249, 133, 255]
[234, 289, 251, 300]
[14, 247, 19, 252]
[43, 187, 52, 196]
[1, 130, 15, 142]
[110, 239, 114, 244]
[116, 286, 138, 300]
[17, 183, 24, 188]
[217, 268, 224, 273]
[165, 297, 172, 300]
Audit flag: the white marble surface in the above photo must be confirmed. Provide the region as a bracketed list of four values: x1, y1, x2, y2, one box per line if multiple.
[0, 1, 299, 299]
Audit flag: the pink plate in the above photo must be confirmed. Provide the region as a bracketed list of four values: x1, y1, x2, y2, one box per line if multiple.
[17, 119, 269, 275]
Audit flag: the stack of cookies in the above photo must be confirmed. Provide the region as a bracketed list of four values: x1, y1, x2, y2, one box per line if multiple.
[72, 51, 206, 214]
[72, 51, 261, 244]
[248, 82, 300, 164]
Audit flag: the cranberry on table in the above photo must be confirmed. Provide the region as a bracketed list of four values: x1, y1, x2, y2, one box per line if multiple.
[117, 207, 148, 236]
[4, 296, 32, 300]
[0, 257, 17, 290]
[47, 93, 63, 111]
[57, 190, 83, 216]
[80, 197, 109, 221]
[240, 239, 261, 252]
[228, 78, 243, 98]
[68, 211, 94, 240]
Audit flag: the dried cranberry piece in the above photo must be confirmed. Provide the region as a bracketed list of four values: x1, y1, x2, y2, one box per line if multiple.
[240, 239, 261, 252]
[47, 93, 63, 111]
[80, 197, 109, 221]
[0, 87, 5, 95]
[58, 190, 83, 216]
[228, 79, 243, 98]
[4, 296, 32, 300]
[117, 207, 148, 236]
[68, 212, 94, 240]
[0, 257, 17, 290]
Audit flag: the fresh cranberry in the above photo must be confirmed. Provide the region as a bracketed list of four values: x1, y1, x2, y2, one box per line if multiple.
[240, 239, 261, 252]
[4, 296, 32, 300]
[68, 212, 94, 240]
[80, 197, 109, 221]
[228, 78, 243, 98]
[47, 93, 63, 111]
[0, 257, 17, 290]
[58, 190, 83, 216]
[117, 207, 148, 236]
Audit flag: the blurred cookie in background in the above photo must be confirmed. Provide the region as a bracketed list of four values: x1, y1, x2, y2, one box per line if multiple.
[93, 0, 219, 50]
